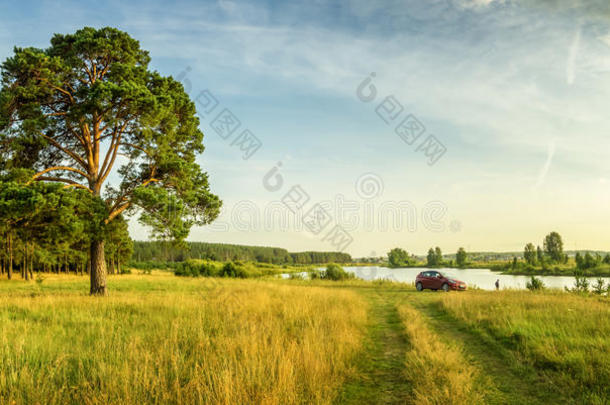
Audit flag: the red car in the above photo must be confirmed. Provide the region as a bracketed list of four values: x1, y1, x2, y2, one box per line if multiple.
[415, 270, 467, 292]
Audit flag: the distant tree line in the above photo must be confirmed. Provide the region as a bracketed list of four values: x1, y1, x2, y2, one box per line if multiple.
[575, 252, 610, 270]
[427, 247, 444, 267]
[511, 232, 610, 275]
[522, 231, 610, 271]
[131, 241, 352, 265]
[387, 246, 469, 268]
[386, 231, 610, 274]
[387, 248, 415, 268]
[523, 232, 567, 266]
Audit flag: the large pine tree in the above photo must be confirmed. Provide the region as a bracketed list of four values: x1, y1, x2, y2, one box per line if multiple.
[0, 27, 221, 294]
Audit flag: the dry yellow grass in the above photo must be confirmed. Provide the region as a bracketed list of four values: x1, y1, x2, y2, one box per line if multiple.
[0, 275, 367, 404]
[398, 304, 483, 405]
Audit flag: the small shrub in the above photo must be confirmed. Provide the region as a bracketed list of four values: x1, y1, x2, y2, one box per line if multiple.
[174, 263, 190, 277]
[174, 262, 197, 277]
[198, 262, 219, 277]
[573, 271, 590, 293]
[288, 273, 304, 280]
[323, 264, 354, 281]
[219, 262, 247, 278]
[593, 278, 606, 295]
[174, 260, 219, 277]
[309, 269, 323, 280]
[526, 276, 545, 291]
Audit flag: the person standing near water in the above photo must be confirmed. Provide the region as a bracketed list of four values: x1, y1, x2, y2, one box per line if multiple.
[495, 279, 500, 290]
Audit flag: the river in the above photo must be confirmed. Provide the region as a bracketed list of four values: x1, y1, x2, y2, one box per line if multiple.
[294, 266, 610, 291]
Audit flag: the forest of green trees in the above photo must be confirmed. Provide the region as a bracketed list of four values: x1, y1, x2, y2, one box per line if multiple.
[521, 232, 610, 270]
[131, 241, 352, 265]
[387, 246, 467, 268]
[0, 173, 133, 280]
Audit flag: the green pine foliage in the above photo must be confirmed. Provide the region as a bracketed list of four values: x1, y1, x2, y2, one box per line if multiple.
[0, 179, 132, 278]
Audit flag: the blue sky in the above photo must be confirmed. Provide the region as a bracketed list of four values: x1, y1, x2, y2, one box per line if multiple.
[1, 0, 610, 256]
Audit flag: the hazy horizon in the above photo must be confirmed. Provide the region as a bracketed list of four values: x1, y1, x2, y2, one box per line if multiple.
[2, 0, 609, 256]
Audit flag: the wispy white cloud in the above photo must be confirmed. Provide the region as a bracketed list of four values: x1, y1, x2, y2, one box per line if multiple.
[454, 0, 504, 9]
[566, 26, 581, 85]
[534, 139, 556, 189]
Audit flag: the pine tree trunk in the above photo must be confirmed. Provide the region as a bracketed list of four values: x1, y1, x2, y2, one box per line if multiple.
[7, 234, 12, 280]
[22, 246, 27, 280]
[90, 240, 107, 296]
[29, 245, 34, 280]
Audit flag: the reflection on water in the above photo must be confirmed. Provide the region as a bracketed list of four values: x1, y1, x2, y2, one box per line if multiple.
[340, 267, 609, 291]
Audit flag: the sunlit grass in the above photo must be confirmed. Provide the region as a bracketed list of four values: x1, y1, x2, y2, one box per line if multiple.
[440, 290, 610, 404]
[0, 274, 367, 404]
[398, 304, 483, 405]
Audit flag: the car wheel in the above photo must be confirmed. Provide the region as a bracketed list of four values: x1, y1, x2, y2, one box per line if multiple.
[416, 282, 423, 291]
[442, 283, 449, 292]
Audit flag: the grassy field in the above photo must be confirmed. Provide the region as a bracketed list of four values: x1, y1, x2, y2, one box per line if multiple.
[0, 273, 608, 404]
[439, 291, 610, 404]
[0, 273, 367, 404]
